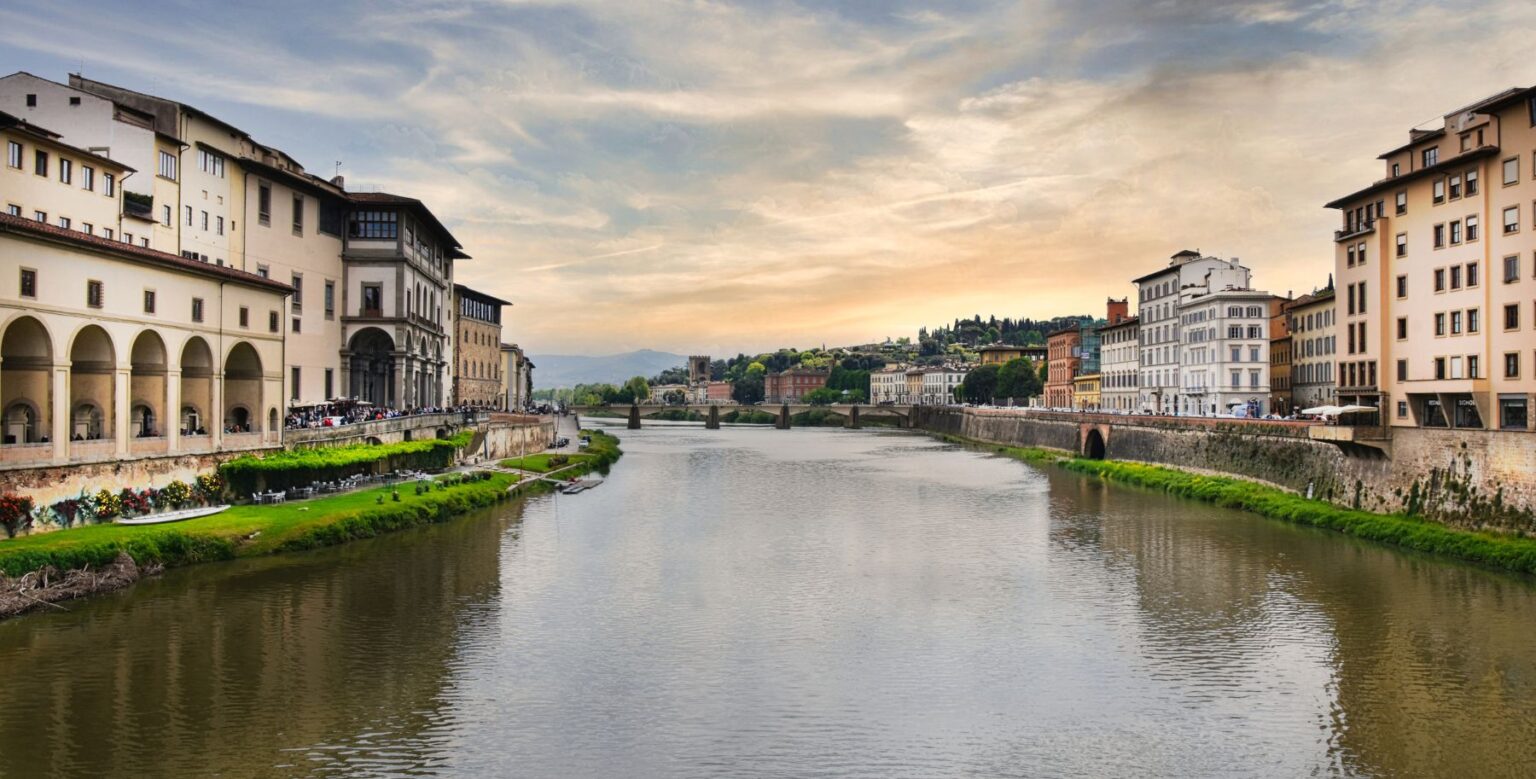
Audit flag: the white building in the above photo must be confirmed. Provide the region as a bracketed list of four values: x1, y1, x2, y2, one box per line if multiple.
[871, 364, 907, 404]
[919, 367, 965, 405]
[1134, 250, 1252, 413]
[1177, 287, 1276, 416]
[1098, 316, 1140, 411]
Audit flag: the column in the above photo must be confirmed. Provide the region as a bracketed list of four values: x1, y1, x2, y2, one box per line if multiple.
[114, 366, 131, 457]
[166, 368, 181, 453]
[392, 354, 408, 410]
[51, 363, 69, 463]
[210, 375, 224, 449]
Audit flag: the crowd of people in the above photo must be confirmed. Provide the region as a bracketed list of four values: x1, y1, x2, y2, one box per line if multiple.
[283, 401, 539, 430]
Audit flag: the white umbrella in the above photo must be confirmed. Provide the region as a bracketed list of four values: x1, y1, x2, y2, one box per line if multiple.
[1337, 404, 1378, 414]
[1301, 405, 1344, 416]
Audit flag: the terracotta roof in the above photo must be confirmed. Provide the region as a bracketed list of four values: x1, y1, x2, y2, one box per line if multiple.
[0, 213, 292, 294]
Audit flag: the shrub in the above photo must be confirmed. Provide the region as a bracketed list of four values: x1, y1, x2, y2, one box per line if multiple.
[161, 480, 193, 509]
[219, 433, 473, 497]
[0, 493, 35, 539]
[93, 489, 122, 522]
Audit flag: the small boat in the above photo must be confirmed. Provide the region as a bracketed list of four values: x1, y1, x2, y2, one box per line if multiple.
[114, 504, 232, 526]
[559, 484, 586, 495]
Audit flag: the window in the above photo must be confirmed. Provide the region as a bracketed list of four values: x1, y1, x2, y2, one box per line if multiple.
[57, 216, 70, 230]
[292, 195, 304, 234]
[197, 149, 225, 178]
[1450, 220, 1462, 244]
[1398, 401, 1408, 419]
[1450, 266, 1462, 290]
[34, 149, 47, 176]
[1424, 148, 1439, 167]
[5, 141, 18, 168]
[256, 264, 269, 279]
[324, 369, 334, 400]
[362, 283, 384, 316]
[216, 216, 224, 235]
[1506, 255, 1521, 283]
[158, 150, 177, 180]
[291, 273, 303, 309]
[33, 210, 46, 223]
[1435, 357, 1447, 380]
[1396, 317, 1408, 339]
[349, 210, 398, 239]
[258, 183, 271, 225]
[1231, 346, 1241, 362]
[1451, 311, 1462, 335]
[81, 222, 92, 234]
[192, 297, 204, 322]
[292, 317, 301, 333]
[200, 211, 208, 231]
[1357, 241, 1367, 265]
[185, 205, 193, 227]
[324, 280, 335, 319]
[1505, 205, 1520, 234]
[1469, 308, 1480, 333]
[1506, 303, 1520, 330]
[1434, 268, 1446, 291]
[162, 204, 171, 226]
[5, 204, 17, 217]
[1393, 162, 1401, 177]
[19, 268, 36, 298]
[239, 307, 249, 328]
[143, 289, 156, 314]
[103, 173, 114, 196]
[1396, 233, 1407, 257]
[1249, 346, 1260, 362]
[1230, 370, 1241, 388]
[24, 93, 35, 107]
[1396, 274, 1408, 298]
[1450, 174, 1462, 199]
[1467, 169, 1479, 195]
[102, 227, 112, 240]
[1347, 244, 1356, 266]
[1469, 355, 1480, 379]
[1507, 352, 1521, 378]
[291, 367, 301, 401]
[1433, 179, 1445, 204]
[269, 311, 279, 333]
[86, 279, 103, 308]
[1397, 359, 1408, 381]
[1501, 396, 1528, 431]
[1433, 224, 1445, 247]
[1395, 191, 1407, 214]
[1435, 312, 1446, 336]
[79, 165, 94, 191]
[1467, 215, 1479, 241]
[1504, 156, 1520, 185]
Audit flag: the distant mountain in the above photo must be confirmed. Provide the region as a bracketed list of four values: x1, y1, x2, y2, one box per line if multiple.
[528, 349, 687, 388]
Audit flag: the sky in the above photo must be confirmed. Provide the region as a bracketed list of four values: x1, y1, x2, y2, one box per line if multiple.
[5, 0, 1536, 356]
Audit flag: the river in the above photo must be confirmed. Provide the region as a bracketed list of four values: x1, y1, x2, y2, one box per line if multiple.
[1, 422, 1535, 778]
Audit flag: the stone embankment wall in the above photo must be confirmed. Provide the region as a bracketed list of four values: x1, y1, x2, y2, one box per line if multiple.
[475, 415, 558, 462]
[286, 412, 475, 448]
[914, 407, 1536, 530]
[7, 450, 261, 507]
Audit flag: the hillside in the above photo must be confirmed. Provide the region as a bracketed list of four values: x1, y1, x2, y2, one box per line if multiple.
[528, 349, 687, 389]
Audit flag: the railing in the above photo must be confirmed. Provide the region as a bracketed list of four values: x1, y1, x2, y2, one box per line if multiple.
[129, 436, 169, 457]
[180, 434, 213, 453]
[1335, 220, 1377, 241]
[70, 439, 115, 460]
[0, 443, 51, 465]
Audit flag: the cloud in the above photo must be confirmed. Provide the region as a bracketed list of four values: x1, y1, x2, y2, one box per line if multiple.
[5, 0, 1536, 355]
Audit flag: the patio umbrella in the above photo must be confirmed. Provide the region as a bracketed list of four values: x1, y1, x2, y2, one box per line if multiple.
[1301, 405, 1344, 416]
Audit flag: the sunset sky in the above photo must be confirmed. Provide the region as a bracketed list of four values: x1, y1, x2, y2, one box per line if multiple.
[6, 0, 1536, 355]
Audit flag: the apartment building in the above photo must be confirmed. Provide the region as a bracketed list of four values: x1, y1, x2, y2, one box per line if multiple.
[1135, 250, 1252, 412]
[918, 367, 966, 405]
[764, 368, 828, 403]
[1098, 315, 1140, 411]
[1044, 325, 1082, 408]
[1269, 295, 1294, 414]
[1288, 287, 1337, 411]
[1326, 87, 1536, 430]
[453, 285, 509, 407]
[1176, 286, 1277, 416]
[2, 110, 131, 241]
[871, 364, 907, 404]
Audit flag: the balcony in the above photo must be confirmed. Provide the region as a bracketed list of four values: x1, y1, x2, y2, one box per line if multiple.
[1335, 220, 1377, 242]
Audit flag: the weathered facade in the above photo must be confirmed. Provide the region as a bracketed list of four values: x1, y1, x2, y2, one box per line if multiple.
[452, 284, 508, 408]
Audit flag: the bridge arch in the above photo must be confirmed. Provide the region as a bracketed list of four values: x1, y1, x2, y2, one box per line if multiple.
[1083, 428, 1107, 460]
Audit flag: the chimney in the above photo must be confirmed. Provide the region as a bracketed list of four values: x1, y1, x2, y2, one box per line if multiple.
[331, 175, 346, 188]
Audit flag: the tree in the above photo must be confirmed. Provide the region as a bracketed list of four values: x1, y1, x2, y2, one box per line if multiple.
[996, 358, 1042, 401]
[959, 364, 1000, 403]
[662, 389, 688, 405]
[803, 387, 839, 405]
[623, 376, 651, 403]
[733, 362, 766, 404]
[844, 388, 867, 404]
[1037, 359, 1050, 387]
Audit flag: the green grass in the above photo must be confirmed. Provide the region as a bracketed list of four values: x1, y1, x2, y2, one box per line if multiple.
[0, 472, 521, 578]
[950, 432, 1536, 576]
[219, 430, 476, 496]
[499, 453, 594, 473]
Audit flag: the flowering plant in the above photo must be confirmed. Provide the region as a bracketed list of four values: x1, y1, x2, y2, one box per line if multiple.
[195, 473, 224, 504]
[161, 480, 193, 509]
[50, 497, 82, 529]
[120, 488, 153, 516]
[0, 493, 35, 538]
[93, 488, 122, 521]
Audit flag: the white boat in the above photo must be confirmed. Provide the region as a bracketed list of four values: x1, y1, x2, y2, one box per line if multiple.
[114, 504, 231, 526]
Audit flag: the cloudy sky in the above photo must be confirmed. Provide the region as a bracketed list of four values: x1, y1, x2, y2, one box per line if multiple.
[5, 1, 1536, 355]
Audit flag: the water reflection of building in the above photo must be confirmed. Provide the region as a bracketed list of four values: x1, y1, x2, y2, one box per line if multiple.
[0, 504, 512, 777]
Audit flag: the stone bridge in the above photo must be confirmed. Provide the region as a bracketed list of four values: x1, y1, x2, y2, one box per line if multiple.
[571, 403, 914, 430]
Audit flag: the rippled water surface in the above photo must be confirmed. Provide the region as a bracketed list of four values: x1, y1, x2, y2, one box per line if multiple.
[3, 423, 1536, 777]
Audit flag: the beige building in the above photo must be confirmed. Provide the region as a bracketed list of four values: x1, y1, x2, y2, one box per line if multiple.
[1098, 315, 1139, 411]
[501, 343, 533, 411]
[3, 110, 130, 240]
[1327, 86, 1536, 430]
[2, 212, 290, 467]
[871, 364, 907, 404]
[1288, 287, 1337, 411]
[453, 284, 508, 408]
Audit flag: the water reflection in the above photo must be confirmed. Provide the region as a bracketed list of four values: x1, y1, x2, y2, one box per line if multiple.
[0, 423, 1534, 777]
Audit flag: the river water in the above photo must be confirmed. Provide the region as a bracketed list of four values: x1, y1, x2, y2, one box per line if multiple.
[2, 423, 1535, 778]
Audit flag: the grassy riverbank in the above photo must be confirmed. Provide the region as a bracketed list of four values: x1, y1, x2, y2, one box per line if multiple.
[946, 434, 1536, 576]
[0, 472, 523, 578]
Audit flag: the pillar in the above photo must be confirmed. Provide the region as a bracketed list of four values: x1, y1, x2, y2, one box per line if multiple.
[210, 375, 224, 449]
[628, 403, 641, 429]
[777, 403, 790, 429]
[113, 366, 130, 457]
[706, 404, 720, 430]
[51, 363, 69, 463]
[847, 404, 860, 429]
[392, 354, 408, 410]
[166, 368, 181, 453]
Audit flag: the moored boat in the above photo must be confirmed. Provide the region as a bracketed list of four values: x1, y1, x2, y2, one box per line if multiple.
[113, 504, 232, 526]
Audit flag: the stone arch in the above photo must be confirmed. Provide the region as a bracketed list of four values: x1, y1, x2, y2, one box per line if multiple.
[267, 407, 279, 435]
[130, 330, 168, 437]
[224, 341, 263, 433]
[1083, 428, 1107, 460]
[435, 427, 449, 439]
[68, 324, 116, 441]
[365, 436, 383, 446]
[348, 327, 396, 407]
[179, 336, 213, 436]
[1, 315, 53, 445]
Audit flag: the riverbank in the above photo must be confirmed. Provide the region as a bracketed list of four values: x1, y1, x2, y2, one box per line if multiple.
[0, 430, 625, 619]
[942, 433, 1536, 576]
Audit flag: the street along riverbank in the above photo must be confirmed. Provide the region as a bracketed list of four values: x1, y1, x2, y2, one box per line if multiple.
[938, 433, 1536, 577]
[0, 430, 623, 619]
